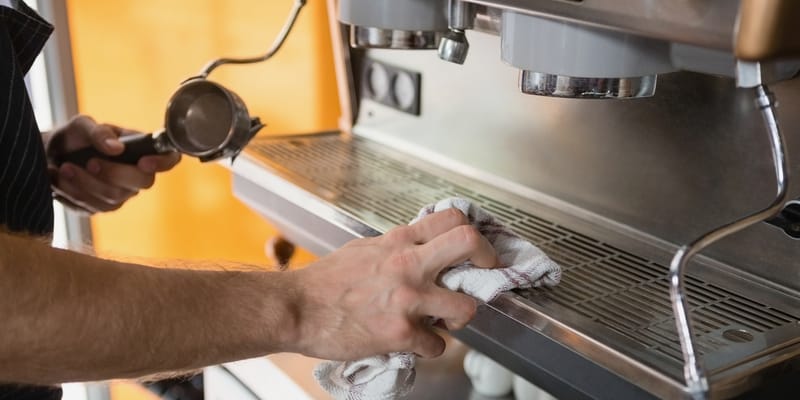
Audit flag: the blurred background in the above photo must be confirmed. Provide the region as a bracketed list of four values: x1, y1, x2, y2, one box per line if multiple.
[68, 0, 337, 265]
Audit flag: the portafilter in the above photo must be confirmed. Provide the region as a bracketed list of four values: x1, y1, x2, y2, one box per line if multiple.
[56, 0, 307, 167]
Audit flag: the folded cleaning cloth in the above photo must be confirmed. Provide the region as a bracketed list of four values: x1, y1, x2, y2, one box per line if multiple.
[314, 197, 562, 400]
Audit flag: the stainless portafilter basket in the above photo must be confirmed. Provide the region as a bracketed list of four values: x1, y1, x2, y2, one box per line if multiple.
[56, 0, 307, 167]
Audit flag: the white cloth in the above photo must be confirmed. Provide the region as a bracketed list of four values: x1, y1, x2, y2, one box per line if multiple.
[314, 197, 562, 400]
[416, 198, 562, 302]
[313, 353, 416, 400]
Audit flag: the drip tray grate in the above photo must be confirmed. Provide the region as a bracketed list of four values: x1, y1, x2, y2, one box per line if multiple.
[244, 134, 800, 393]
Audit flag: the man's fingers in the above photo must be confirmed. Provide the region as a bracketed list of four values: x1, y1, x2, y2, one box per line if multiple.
[417, 288, 477, 330]
[56, 164, 136, 210]
[410, 326, 446, 358]
[50, 166, 97, 214]
[407, 208, 469, 244]
[416, 224, 497, 276]
[138, 152, 181, 173]
[51, 178, 104, 214]
[69, 116, 125, 156]
[88, 159, 155, 191]
[88, 123, 125, 156]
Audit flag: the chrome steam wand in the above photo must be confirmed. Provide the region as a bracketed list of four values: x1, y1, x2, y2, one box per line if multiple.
[668, 84, 789, 399]
[198, 0, 307, 78]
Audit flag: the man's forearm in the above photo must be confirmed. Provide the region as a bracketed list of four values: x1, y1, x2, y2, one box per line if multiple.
[1, 207, 499, 385]
[0, 231, 299, 384]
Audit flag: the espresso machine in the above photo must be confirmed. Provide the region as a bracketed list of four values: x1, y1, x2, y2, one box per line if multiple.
[228, 1, 800, 398]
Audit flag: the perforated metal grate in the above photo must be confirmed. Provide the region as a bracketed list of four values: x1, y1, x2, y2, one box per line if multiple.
[249, 135, 800, 364]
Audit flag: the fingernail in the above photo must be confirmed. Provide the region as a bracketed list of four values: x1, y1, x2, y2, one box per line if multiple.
[60, 164, 75, 180]
[87, 160, 101, 175]
[139, 159, 156, 173]
[104, 138, 123, 151]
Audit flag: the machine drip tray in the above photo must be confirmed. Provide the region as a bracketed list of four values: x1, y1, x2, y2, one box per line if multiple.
[230, 132, 800, 400]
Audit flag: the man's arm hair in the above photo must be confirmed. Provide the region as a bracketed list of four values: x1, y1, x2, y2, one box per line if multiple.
[0, 230, 299, 385]
[0, 207, 498, 385]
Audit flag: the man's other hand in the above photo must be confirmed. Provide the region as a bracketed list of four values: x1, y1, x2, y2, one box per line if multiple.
[45, 115, 181, 213]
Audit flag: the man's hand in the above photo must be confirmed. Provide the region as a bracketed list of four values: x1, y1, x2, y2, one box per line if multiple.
[288, 208, 498, 361]
[45, 115, 181, 213]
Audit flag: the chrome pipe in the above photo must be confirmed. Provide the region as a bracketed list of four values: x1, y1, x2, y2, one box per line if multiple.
[668, 84, 789, 399]
[198, 0, 306, 78]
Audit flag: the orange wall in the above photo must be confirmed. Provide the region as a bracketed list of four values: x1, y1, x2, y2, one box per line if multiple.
[66, 0, 338, 265]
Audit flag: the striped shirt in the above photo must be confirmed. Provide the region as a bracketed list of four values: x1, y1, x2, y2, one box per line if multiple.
[1, 3, 63, 400]
[0, 0, 55, 236]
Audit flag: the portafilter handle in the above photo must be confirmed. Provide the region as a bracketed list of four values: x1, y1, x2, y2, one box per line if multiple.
[53, 132, 174, 168]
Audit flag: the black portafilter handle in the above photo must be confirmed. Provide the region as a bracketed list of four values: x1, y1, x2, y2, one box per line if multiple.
[54, 133, 164, 168]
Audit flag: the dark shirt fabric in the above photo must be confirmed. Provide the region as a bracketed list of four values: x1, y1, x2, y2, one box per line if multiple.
[1, 1, 62, 399]
[0, 385, 62, 400]
[0, 0, 55, 236]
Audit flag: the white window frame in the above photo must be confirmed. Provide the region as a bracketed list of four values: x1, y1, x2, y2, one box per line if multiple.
[25, 0, 93, 250]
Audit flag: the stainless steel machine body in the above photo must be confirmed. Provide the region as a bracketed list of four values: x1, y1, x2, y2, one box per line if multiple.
[229, 1, 800, 398]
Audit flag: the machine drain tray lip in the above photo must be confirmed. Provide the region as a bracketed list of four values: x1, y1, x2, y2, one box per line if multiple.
[234, 132, 800, 400]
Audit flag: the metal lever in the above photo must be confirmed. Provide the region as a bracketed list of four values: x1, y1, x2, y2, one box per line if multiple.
[668, 84, 789, 399]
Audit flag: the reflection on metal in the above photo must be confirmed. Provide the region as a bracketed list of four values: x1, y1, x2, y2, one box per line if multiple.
[438, 29, 469, 64]
[519, 71, 657, 99]
[668, 84, 789, 400]
[234, 133, 800, 400]
[350, 26, 444, 50]
[438, 0, 475, 64]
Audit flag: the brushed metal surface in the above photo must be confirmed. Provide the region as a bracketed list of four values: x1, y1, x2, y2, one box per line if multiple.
[463, 0, 738, 50]
[235, 133, 800, 399]
[254, 2, 800, 397]
[519, 71, 657, 98]
[354, 32, 800, 295]
[350, 26, 444, 50]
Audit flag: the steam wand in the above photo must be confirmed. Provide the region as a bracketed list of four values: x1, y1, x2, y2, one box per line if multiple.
[198, 0, 307, 78]
[668, 84, 789, 400]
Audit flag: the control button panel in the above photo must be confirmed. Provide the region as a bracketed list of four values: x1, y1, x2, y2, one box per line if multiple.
[362, 58, 422, 115]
